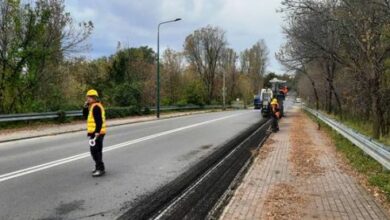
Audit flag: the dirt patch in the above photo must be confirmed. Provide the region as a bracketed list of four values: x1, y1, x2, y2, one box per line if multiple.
[289, 112, 324, 177]
[201, 144, 213, 150]
[266, 138, 276, 145]
[262, 183, 307, 220]
[257, 138, 276, 160]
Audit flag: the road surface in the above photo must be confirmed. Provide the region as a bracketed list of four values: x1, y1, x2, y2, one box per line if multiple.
[0, 109, 265, 220]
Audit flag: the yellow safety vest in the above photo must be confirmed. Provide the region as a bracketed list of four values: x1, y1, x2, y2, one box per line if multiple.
[87, 102, 106, 134]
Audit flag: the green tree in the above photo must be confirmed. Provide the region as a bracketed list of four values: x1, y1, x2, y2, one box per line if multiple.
[106, 46, 155, 107]
[0, 0, 93, 113]
[185, 79, 205, 106]
[240, 40, 269, 94]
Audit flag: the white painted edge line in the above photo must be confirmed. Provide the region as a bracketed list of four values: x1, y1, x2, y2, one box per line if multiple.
[0, 113, 243, 183]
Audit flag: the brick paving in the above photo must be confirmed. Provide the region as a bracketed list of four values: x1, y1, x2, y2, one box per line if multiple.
[220, 106, 390, 220]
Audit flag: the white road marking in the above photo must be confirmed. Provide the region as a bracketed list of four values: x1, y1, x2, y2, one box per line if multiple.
[0, 113, 243, 183]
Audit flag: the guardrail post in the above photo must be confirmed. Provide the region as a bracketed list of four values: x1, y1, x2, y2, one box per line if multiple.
[57, 111, 67, 123]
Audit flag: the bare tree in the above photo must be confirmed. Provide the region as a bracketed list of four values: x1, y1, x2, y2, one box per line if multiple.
[277, 46, 321, 111]
[240, 40, 269, 95]
[219, 47, 238, 103]
[162, 48, 184, 104]
[280, 0, 390, 138]
[184, 25, 227, 103]
[281, 0, 342, 113]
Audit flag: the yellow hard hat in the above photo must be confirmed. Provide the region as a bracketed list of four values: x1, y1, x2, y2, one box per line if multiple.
[86, 89, 99, 97]
[271, 98, 278, 105]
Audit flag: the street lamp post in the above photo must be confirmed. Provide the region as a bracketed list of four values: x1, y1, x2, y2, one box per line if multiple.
[222, 70, 226, 110]
[156, 18, 182, 118]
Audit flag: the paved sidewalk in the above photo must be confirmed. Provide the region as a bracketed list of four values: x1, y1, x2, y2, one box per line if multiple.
[220, 106, 389, 220]
[0, 110, 212, 142]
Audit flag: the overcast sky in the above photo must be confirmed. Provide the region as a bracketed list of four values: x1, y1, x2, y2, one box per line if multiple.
[65, 0, 286, 73]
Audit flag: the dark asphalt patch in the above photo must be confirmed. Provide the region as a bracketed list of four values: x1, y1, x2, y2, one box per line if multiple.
[55, 200, 85, 215]
[117, 118, 271, 220]
[178, 150, 201, 161]
[39, 200, 85, 220]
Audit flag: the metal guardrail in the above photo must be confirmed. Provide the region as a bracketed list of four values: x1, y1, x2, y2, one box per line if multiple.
[304, 106, 390, 170]
[0, 105, 224, 123]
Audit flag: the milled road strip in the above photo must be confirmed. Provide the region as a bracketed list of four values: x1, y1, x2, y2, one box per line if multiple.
[0, 113, 243, 183]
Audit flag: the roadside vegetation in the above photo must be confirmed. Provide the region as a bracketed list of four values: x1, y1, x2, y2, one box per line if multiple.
[0, 0, 289, 116]
[278, 0, 390, 141]
[333, 114, 390, 147]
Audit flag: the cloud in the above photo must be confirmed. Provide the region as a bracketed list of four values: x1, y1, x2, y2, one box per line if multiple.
[65, 0, 285, 73]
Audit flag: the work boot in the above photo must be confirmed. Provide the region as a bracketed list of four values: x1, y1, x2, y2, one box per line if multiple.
[92, 170, 105, 177]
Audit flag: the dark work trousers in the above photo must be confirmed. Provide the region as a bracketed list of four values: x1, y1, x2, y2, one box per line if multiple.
[271, 114, 279, 132]
[90, 135, 105, 171]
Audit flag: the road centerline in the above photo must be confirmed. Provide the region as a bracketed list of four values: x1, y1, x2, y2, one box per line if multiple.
[0, 113, 243, 183]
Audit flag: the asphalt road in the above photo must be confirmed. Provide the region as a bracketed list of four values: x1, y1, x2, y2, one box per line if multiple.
[0, 109, 267, 220]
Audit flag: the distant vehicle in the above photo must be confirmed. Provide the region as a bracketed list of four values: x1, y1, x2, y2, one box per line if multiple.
[260, 89, 273, 117]
[269, 78, 288, 117]
[253, 95, 261, 109]
[296, 97, 302, 103]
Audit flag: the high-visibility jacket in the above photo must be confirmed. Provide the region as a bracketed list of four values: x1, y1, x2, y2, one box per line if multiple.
[87, 102, 106, 134]
[271, 102, 280, 119]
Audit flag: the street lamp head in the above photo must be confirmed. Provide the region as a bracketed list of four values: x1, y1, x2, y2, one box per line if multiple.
[174, 18, 182, 21]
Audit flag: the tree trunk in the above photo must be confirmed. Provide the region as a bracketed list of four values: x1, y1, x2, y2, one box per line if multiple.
[371, 80, 383, 139]
[328, 82, 333, 113]
[313, 81, 320, 111]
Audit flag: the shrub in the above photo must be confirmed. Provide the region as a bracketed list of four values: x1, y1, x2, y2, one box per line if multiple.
[57, 111, 68, 123]
[185, 81, 205, 106]
[111, 83, 141, 108]
[143, 107, 152, 115]
[105, 106, 141, 119]
[176, 99, 188, 107]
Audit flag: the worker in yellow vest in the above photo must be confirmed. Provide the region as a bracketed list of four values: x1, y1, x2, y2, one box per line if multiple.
[270, 98, 280, 132]
[83, 89, 106, 177]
